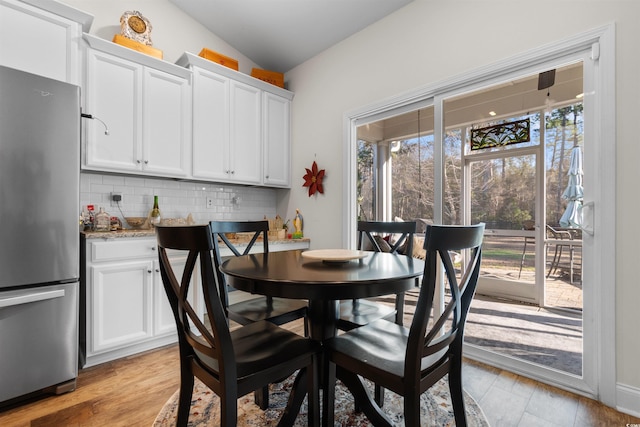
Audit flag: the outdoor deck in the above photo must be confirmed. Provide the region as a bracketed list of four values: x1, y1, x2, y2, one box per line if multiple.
[378, 236, 584, 375]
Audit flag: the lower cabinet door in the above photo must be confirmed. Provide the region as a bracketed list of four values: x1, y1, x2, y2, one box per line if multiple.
[154, 256, 201, 337]
[89, 260, 153, 354]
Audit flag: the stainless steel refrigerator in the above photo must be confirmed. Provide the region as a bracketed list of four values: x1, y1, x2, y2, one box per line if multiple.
[0, 65, 80, 405]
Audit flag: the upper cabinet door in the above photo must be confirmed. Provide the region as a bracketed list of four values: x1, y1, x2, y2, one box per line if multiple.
[142, 67, 190, 177]
[0, 0, 91, 84]
[191, 68, 230, 181]
[229, 81, 262, 185]
[85, 49, 143, 172]
[83, 39, 191, 178]
[263, 92, 291, 187]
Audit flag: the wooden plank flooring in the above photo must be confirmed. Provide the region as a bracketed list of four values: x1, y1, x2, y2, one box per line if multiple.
[1, 319, 639, 426]
[0, 345, 181, 427]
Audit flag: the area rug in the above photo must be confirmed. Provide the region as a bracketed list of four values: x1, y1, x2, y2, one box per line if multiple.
[153, 374, 489, 426]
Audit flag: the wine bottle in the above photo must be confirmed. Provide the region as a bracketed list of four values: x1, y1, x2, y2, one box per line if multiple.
[149, 195, 161, 226]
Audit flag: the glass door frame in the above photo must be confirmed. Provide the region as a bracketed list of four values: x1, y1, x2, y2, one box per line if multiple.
[343, 25, 615, 404]
[434, 54, 594, 395]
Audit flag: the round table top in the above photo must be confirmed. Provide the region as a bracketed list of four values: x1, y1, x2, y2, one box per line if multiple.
[220, 249, 424, 300]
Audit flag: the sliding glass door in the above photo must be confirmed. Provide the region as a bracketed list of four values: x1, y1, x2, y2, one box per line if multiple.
[353, 57, 593, 389]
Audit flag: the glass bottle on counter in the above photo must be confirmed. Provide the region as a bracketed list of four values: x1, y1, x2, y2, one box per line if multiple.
[94, 207, 110, 232]
[148, 195, 161, 226]
[292, 209, 303, 239]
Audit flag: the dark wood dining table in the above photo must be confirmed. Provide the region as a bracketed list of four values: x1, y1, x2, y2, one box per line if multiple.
[220, 249, 424, 425]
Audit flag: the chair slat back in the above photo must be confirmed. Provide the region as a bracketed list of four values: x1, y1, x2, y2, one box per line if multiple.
[210, 220, 270, 309]
[156, 225, 236, 385]
[357, 220, 417, 254]
[406, 223, 484, 385]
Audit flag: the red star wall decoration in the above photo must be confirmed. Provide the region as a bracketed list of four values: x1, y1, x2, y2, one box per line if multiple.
[302, 161, 325, 196]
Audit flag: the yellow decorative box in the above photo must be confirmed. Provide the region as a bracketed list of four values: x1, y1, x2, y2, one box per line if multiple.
[251, 68, 284, 88]
[198, 48, 239, 71]
[112, 34, 163, 59]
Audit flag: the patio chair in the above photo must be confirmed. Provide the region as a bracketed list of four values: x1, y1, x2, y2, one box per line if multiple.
[546, 224, 579, 279]
[323, 223, 484, 426]
[156, 224, 319, 427]
[518, 220, 536, 279]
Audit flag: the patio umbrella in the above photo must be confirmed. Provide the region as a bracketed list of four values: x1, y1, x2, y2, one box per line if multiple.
[559, 145, 583, 228]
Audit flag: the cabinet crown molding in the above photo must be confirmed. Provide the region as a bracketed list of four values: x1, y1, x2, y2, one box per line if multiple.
[177, 52, 294, 101]
[83, 33, 191, 79]
[9, 0, 94, 32]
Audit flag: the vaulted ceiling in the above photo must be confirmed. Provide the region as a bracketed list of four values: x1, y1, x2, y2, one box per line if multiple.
[169, 0, 414, 73]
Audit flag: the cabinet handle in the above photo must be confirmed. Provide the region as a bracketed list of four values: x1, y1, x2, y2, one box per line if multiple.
[136, 160, 141, 164]
[265, 175, 269, 179]
[155, 268, 160, 273]
[231, 170, 235, 175]
[225, 170, 230, 174]
[147, 269, 152, 274]
[150, 246, 156, 251]
[144, 160, 149, 164]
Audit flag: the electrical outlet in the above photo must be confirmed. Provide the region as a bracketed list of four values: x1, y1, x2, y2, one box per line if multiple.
[110, 192, 122, 207]
[206, 197, 214, 209]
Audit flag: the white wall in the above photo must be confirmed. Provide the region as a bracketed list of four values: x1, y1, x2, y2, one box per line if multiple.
[62, 0, 261, 73]
[284, 0, 640, 409]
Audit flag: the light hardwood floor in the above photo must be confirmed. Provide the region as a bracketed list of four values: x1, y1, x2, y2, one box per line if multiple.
[1, 324, 639, 427]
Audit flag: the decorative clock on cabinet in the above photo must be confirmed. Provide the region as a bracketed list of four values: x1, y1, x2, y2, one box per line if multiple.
[120, 11, 153, 45]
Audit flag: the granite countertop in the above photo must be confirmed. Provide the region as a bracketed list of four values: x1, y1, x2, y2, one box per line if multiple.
[82, 229, 156, 239]
[82, 229, 310, 245]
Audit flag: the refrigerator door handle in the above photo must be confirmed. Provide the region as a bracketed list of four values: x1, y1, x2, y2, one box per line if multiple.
[0, 289, 65, 308]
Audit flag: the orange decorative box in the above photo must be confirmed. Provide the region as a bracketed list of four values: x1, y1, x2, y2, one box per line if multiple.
[112, 34, 163, 59]
[251, 68, 284, 88]
[198, 48, 239, 71]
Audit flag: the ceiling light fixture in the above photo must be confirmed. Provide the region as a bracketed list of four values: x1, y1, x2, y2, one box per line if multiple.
[489, 111, 496, 116]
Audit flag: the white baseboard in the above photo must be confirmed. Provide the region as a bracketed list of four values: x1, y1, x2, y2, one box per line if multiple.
[617, 382, 640, 418]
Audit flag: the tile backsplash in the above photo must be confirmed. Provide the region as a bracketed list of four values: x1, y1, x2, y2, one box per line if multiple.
[80, 172, 277, 225]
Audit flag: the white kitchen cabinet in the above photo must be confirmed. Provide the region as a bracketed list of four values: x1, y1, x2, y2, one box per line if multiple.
[0, 0, 92, 85]
[263, 92, 291, 187]
[153, 258, 184, 337]
[191, 66, 262, 184]
[84, 237, 188, 367]
[178, 52, 294, 187]
[83, 34, 191, 178]
[90, 260, 154, 355]
[229, 80, 262, 183]
[82, 233, 309, 367]
[191, 67, 229, 181]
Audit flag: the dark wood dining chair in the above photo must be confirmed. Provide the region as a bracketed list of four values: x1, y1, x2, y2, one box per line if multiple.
[324, 223, 484, 427]
[210, 220, 309, 408]
[210, 220, 308, 328]
[156, 224, 319, 427]
[337, 220, 418, 331]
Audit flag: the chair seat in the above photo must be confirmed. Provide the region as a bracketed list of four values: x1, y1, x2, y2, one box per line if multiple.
[195, 320, 319, 380]
[326, 319, 447, 387]
[337, 299, 396, 330]
[324, 224, 485, 427]
[156, 224, 319, 426]
[229, 297, 308, 325]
